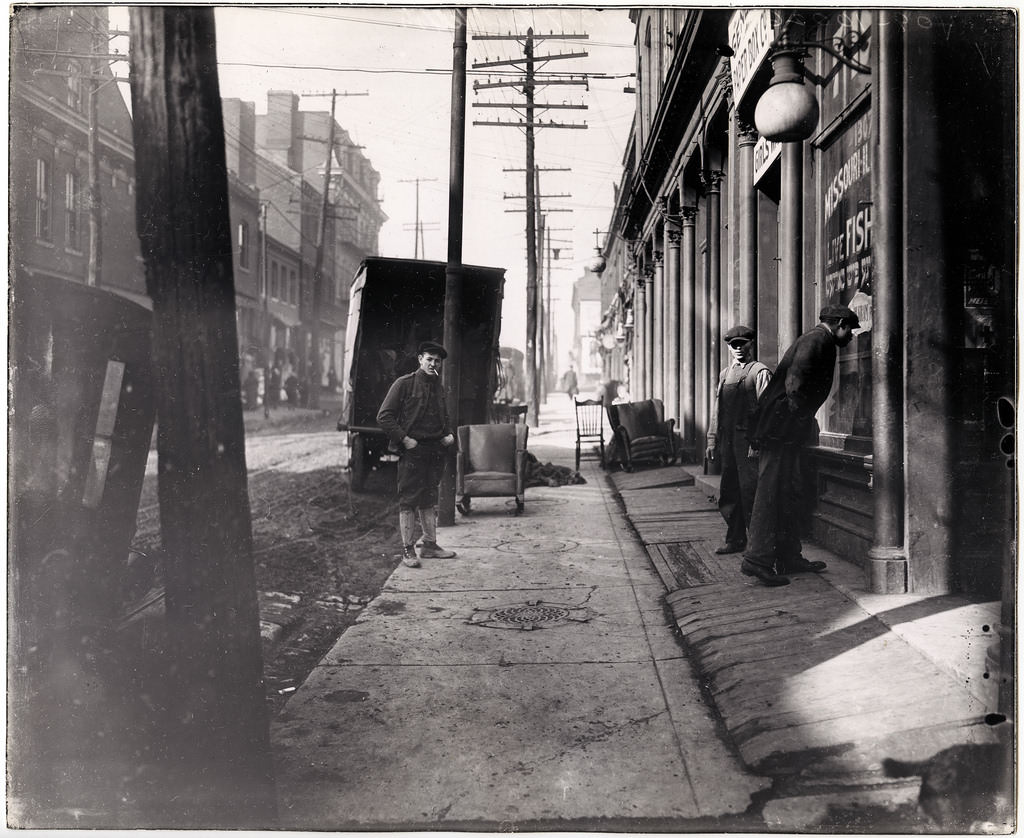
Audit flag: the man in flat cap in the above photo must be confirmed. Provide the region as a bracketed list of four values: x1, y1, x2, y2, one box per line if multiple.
[377, 340, 456, 567]
[741, 306, 860, 586]
[706, 325, 772, 555]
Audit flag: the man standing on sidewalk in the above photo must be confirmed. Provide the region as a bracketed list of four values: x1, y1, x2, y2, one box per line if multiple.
[706, 325, 772, 555]
[377, 341, 457, 568]
[741, 306, 859, 586]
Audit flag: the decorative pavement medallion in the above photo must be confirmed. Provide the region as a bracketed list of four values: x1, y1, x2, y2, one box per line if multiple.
[467, 599, 593, 631]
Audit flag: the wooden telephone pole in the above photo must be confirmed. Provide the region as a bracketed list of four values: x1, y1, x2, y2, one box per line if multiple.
[472, 29, 588, 426]
[439, 9, 468, 527]
[301, 89, 367, 409]
[128, 7, 276, 825]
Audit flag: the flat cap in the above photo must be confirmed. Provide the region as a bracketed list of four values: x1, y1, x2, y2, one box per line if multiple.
[818, 305, 861, 329]
[417, 340, 448, 359]
[723, 325, 755, 343]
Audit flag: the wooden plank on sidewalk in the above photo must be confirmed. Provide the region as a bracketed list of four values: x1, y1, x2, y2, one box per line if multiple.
[633, 517, 725, 544]
[609, 467, 695, 491]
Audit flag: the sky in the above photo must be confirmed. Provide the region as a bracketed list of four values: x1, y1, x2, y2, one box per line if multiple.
[111, 6, 638, 364]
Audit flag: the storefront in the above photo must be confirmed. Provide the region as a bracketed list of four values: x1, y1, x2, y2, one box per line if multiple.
[732, 9, 1015, 596]
[604, 8, 1014, 598]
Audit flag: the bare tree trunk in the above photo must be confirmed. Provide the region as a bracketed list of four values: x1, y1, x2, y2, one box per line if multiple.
[128, 7, 276, 827]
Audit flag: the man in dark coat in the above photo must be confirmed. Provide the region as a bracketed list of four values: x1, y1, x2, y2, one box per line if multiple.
[377, 341, 456, 567]
[741, 306, 860, 586]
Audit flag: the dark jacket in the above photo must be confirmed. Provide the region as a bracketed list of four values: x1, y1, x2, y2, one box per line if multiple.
[751, 324, 838, 445]
[377, 369, 452, 448]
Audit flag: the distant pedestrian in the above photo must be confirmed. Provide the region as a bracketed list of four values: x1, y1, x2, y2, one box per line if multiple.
[267, 364, 281, 411]
[742, 306, 860, 586]
[243, 370, 260, 411]
[706, 325, 772, 555]
[562, 366, 579, 401]
[284, 372, 299, 408]
[376, 341, 457, 568]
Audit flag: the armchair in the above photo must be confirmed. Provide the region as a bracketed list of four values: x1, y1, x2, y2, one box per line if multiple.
[607, 399, 677, 471]
[456, 423, 529, 515]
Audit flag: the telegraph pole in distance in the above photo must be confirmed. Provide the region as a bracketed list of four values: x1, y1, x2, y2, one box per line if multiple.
[399, 177, 438, 258]
[309, 88, 338, 411]
[301, 90, 368, 409]
[473, 29, 587, 426]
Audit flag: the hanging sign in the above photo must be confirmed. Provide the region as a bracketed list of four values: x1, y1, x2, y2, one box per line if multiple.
[753, 134, 781, 184]
[728, 9, 775, 106]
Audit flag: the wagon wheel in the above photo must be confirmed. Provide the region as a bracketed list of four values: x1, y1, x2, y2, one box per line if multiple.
[349, 433, 368, 492]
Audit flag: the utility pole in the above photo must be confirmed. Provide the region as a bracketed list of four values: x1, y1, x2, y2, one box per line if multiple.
[538, 211, 546, 402]
[399, 177, 438, 258]
[544, 226, 572, 392]
[128, 7, 276, 825]
[260, 200, 272, 416]
[87, 15, 110, 286]
[308, 89, 339, 411]
[473, 30, 588, 427]
[300, 90, 367, 409]
[439, 9, 467, 527]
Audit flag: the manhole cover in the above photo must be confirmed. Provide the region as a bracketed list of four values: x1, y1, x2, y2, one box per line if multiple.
[496, 539, 578, 554]
[468, 599, 592, 630]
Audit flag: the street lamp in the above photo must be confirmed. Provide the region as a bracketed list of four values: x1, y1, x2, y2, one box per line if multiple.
[752, 26, 871, 143]
[753, 49, 819, 143]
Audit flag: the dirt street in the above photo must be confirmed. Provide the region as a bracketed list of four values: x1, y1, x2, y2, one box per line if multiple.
[131, 409, 403, 714]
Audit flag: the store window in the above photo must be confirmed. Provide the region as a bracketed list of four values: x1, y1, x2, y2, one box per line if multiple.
[814, 11, 873, 442]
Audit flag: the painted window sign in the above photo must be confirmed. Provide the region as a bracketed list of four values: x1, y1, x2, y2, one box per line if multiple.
[822, 108, 872, 332]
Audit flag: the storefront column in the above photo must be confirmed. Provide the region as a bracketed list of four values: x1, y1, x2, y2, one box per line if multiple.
[867, 8, 907, 593]
[680, 207, 697, 455]
[652, 249, 665, 399]
[634, 272, 647, 400]
[738, 125, 758, 331]
[644, 263, 655, 399]
[665, 223, 681, 427]
[702, 170, 723, 433]
[779, 143, 803, 348]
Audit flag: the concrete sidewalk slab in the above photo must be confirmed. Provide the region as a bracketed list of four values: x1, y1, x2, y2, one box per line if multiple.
[275, 661, 708, 828]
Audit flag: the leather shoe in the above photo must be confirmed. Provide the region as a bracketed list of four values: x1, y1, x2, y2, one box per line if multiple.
[714, 541, 746, 555]
[418, 542, 456, 559]
[740, 560, 790, 586]
[779, 556, 827, 574]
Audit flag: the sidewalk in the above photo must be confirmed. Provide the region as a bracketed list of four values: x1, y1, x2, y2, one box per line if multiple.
[269, 397, 766, 831]
[268, 396, 1009, 831]
[606, 462, 1005, 830]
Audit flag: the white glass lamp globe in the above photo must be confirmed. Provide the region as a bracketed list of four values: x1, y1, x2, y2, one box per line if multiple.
[754, 52, 820, 143]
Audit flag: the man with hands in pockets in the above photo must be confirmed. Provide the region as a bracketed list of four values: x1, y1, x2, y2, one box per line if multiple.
[377, 341, 457, 567]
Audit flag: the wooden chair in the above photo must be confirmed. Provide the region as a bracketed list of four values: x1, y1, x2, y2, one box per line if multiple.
[573, 397, 605, 471]
[492, 402, 529, 424]
[456, 423, 529, 515]
[607, 398, 677, 471]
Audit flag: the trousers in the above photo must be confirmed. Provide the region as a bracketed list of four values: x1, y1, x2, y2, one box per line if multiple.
[718, 426, 759, 546]
[397, 439, 444, 509]
[743, 441, 803, 569]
